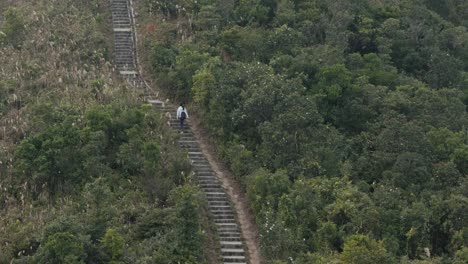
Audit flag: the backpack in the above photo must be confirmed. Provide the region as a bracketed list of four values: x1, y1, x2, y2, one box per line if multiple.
[181, 110, 187, 120]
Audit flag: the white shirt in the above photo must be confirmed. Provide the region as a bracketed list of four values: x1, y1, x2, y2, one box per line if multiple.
[177, 106, 188, 119]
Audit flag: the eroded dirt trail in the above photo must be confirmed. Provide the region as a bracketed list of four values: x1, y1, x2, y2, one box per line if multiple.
[189, 118, 263, 264]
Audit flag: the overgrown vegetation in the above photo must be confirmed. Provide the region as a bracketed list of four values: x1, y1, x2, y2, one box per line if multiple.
[140, 0, 468, 263]
[0, 1, 207, 263]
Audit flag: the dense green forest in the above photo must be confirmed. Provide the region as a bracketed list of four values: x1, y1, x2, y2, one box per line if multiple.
[0, 1, 208, 263]
[140, 0, 468, 263]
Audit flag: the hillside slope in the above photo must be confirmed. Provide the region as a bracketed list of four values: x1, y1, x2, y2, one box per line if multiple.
[137, 0, 468, 263]
[0, 1, 209, 263]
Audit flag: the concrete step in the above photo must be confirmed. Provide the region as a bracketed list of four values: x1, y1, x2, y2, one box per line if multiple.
[115, 58, 134, 61]
[116, 64, 135, 67]
[197, 174, 217, 178]
[198, 177, 219, 182]
[217, 226, 240, 232]
[209, 201, 231, 207]
[117, 66, 135, 69]
[199, 182, 220, 187]
[221, 248, 245, 255]
[218, 226, 240, 232]
[115, 54, 134, 57]
[190, 156, 207, 160]
[187, 155, 209, 163]
[210, 205, 233, 211]
[192, 161, 210, 166]
[192, 164, 214, 173]
[212, 212, 235, 217]
[212, 214, 236, 220]
[219, 237, 243, 242]
[115, 52, 134, 56]
[197, 172, 216, 176]
[114, 46, 133, 50]
[179, 139, 196, 143]
[183, 143, 200, 149]
[218, 232, 241, 237]
[202, 188, 225, 194]
[114, 45, 133, 48]
[220, 241, 242, 247]
[188, 151, 203, 155]
[114, 31, 132, 35]
[207, 198, 230, 203]
[196, 170, 215, 174]
[213, 219, 240, 227]
[200, 183, 222, 188]
[205, 192, 227, 198]
[180, 140, 198, 143]
[222, 256, 246, 263]
[179, 138, 197, 143]
[216, 222, 238, 226]
[194, 167, 212, 172]
[114, 42, 133, 45]
[113, 22, 131, 25]
[197, 175, 216, 179]
[194, 168, 213, 174]
[115, 56, 134, 59]
[195, 167, 213, 173]
[198, 181, 219, 186]
[218, 228, 241, 233]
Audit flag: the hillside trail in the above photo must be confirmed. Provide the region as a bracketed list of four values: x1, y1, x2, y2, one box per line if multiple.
[109, 0, 263, 263]
[188, 116, 263, 264]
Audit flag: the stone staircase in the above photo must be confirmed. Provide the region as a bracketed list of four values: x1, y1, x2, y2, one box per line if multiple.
[110, 0, 145, 87]
[151, 103, 248, 264]
[110, 1, 249, 263]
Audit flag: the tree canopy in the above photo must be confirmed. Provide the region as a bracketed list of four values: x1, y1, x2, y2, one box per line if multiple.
[141, 0, 468, 262]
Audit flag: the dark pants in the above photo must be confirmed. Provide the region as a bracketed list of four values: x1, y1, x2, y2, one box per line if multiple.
[179, 118, 185, 130]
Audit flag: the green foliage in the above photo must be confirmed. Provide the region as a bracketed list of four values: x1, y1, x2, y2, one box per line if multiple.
[151, 44, 177, 73]
[5, 101, 199, 261]
[15, 117, 85, 197]
[234, 0, 272, 25]
[167, 186, 205, 261]
[246, 169, 290, 214]
[340, 234, 393, 264]
[315, 63, 352, 99]
[192, 68, 216, 105]
[222, 141, 257, 177]
[38, 232, 87, 264]
[101, 228, 125, 261]
[0, 7, 26, 48]
[168, 48, 211, 99]
[141, 0, 468, 262]
[220, 26, 269, 61]
[0, 1, 207, 263]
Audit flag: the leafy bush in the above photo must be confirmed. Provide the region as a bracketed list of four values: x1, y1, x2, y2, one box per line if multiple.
[0, 7, 25, 48]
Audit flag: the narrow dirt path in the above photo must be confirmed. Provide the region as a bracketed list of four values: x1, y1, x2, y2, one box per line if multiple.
[188, 117, 263, 264]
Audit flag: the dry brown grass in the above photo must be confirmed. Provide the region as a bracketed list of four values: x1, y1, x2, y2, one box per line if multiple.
[0, 1, 142, 259]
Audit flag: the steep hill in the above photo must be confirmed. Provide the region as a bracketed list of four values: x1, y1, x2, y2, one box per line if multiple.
[0, 1, 209, 263]
[136, 0, 468, 263]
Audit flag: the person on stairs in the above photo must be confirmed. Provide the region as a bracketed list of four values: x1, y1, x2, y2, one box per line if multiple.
[177, 103, 188, 133]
